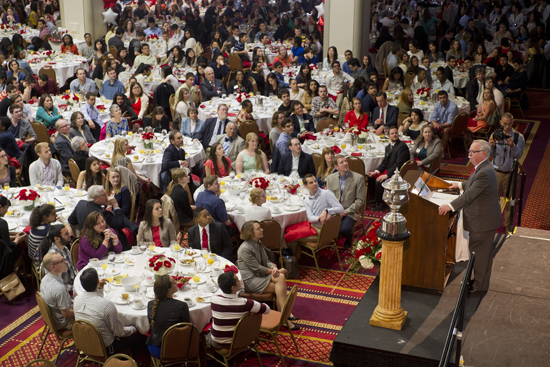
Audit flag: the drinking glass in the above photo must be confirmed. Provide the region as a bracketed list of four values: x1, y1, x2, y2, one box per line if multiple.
[108, 252, 115, 265]
[138, 127, 144, 134]
[3, 183, 9, 191]
[139, 241, 147, 253]
[64, 184, 70, 192]
[161, 129, 167, 136]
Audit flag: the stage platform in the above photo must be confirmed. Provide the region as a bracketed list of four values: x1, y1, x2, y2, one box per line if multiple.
[330, 228, 550, 367]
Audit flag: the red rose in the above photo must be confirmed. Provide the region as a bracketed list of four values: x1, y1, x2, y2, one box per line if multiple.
[364, 247, 372, 254]
[376, 252, 382, 260]
[149, 263, 154, 267]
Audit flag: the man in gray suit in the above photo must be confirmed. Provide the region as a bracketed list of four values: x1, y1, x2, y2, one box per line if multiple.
[439, 140, 501, 293]
[326, 155, 366, 249]
[200, 67, 227, 101]
[53, 119, 75, 175]
[215, 122, 245, 170]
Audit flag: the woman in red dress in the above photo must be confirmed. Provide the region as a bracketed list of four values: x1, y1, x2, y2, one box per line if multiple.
[344, 97, 369, 129]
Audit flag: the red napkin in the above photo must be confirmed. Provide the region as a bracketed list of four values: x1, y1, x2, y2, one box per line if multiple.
[351, 152, 362, 157]
[100, 164, 111, 170]
[228, 112, 236, 116]
[87, 143, 93, 148]
[402, 140, 412, 143]
[96, 105, 106, 110]
[200, 104, 206, 108]
[23, 225, 31, 235]
[331, 146, 341, 154]
[258, 132, 268, 143]
[58, 104, 68, 109]
[126, 146, 136, 154]
[224, 264, 239, 274]
[16, 141, 24, 149]
[302, 135, 317, 140]
[171, 276, 191, 289]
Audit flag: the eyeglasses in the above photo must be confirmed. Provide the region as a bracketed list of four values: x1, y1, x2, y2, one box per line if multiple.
[468, 150, 483, 155]
[52, 259, 66, 266]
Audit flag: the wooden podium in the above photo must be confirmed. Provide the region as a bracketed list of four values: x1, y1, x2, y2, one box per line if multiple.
[401, 171, 458, 292]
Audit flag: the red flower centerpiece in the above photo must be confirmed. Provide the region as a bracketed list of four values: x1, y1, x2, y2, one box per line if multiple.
[285, 184, 299, 195]
[249, 177, 269, 190]
[416, 87, 431, 101]
[346, 221, 382, 273]
[14, 189, 41, 211]
[141, 132, 156, 149]
[148, 255, 176, 277]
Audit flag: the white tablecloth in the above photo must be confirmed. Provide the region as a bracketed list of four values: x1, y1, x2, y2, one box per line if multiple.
[0, 26, 39, 43]
[198, 96, 282, 135]
[386, 90, 470, 121]
[89, 133, 206, 187]
[193, 175, 308, 231]
[28, 53, 89, 87]
[74, 249, 237, 334]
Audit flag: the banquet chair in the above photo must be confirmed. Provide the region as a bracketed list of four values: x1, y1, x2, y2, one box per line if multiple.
[31, 122, 50, 144]
[504, 97, 511, 113]
[105, 354, 138, 367]
[352, 188, 369, 238]
[399, 160, 417, 178]
[73, 319, 109, 366]
[298, 214, 342, 278]
[404, 72, 415, 88]
[383, 59, 390, 79]
[150, 322, 201, 367]
[259, 219, 283, 267]
[161, 194, 180, 229]
[70, 238, 80, 269]
[398, 112, 410, 129]
[510, 92, 525, 118]
[249, 77, 258, 95]
[446, 112, 469, 158]
[240, 291, 276, 309]
[311, 153, 323, 175]
[239, 121, 260, 140]
[206, 312, 263, 367]
[259, 286, 299, 367]
[25, 359, 57, 367]
[109, 46, 118, 59]
[35, 292, 74, 363]
[347, 156, 365, 177]
[38, 67, 57, 84]
[168, 94, 175, 119]
[428, 151, 443, 174]
[316, 117, 336, 132]
[129, 192, 136, 223]
[68, 159, 81, 183]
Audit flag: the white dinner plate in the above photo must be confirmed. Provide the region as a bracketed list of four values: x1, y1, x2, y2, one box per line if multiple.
[283, 205, 301, 212]
[131, 158, 144, 163]
[7, 222, 18, 231]
[184, 250, 201, 258]
[147, 247, 165, 255]
[113, 294, 134, 305]
[191, 277, 206, 285]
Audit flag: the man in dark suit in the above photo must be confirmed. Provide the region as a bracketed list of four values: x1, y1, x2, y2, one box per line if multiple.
[0, 85, 17, 116]
[361, 81, 378, 114]
[160, 130, 190, 191]
[466, 67, 486, 111]
[53, 119, 74, 175]
[277, 137, 316, 177]
[188, 206, 233, 260]
[258, 0, 270, 22]
[68, 185, 138, 250]
[200, 66, 227, 101]
[194, 104, 230, 151]
[215, 122, 245, 171]
[372, 92, 399, 135]
[289, 101, 316, 139]
[366, 126, 410, 210]
[444, 56, 455, 85]
[439, 140, 501, 293]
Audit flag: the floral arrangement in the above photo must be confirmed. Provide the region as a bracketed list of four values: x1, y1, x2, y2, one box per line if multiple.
[14, 189, 40, 211]
[416, 87, 431, 101]
[346, 221, 382, 274]
[0, 24, 14, 31]
[96, 105, 106, 112]
[141, 132, 156, 148]
[249, 177, 269, 190]
[103, 0, 117, 9]
[147, 34, 160, 41]
[148, 255, 176, 276]
[285, 184, 299, 194]
[40, 50, 54, 57]
[235, 93, 249, 103]
[171, 275, 191, 289]
[223, 264, 239, 274]
[309, 63, 318, 70]
[61, 93, 80, 106]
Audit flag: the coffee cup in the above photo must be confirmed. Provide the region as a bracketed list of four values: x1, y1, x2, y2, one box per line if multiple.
[131, 299, 143, 309]
[212, 266, 222, 276]
[146, 156, 155, 163]
[88, 258, 100, 267]
[183, 297, 195, 307]
[130, 246, 140, 255]
[203, 282, 217, 293]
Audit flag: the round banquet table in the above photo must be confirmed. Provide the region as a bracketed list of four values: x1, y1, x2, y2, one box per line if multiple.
[0, 26, 39, 43]
[301, 130, 415, 173]
[89, 133, 206, 188]
[4, 186, 88, 233]
[198, 96, 282, 135]
[37, 95, 112, 124]
[28, 52, 89, 87]
[73, 248, 239, 334]
[386, 90, 470, 121]
[193, 174, 308, 231]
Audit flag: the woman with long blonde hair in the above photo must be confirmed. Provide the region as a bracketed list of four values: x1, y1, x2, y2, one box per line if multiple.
[105, 167, 132, 218]
[397, 88, 414, 116]
[111, 138, 151, 184]
[236, 132, 269, 174]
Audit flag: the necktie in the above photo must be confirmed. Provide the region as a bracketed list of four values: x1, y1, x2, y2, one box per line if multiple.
[218, 121, 224, 135]
[380, 109, 384, 124]
[202, 228, 208, 250]
[225, 137, 232, 142]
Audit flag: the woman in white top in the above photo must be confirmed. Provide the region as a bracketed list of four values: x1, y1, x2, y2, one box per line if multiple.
[122, 19, 136, 42]
[244, 188, 272, 222]
[160, 65, 180, 92]
[236, 133, 270, 174]
[288, 79, 304, 102]
[509, 5, 524, 26]
[182, 28, 197, 51]
[407, 40, 424, 62]
[174, 88, 193, 120]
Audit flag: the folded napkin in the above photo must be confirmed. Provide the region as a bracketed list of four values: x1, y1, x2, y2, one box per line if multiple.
[330, 146, 341, 154]
[228, 112, 236, 116]
[224, 265, 239, 274]
[126, 147, 135, 154]
[302, 135, 317, 140]
[402, 140, 412, 143]
[200, 104, 206, 108]
[96, 105, 106, 110]
[350, 152, 362, 157]
[171, 276, 191, 289]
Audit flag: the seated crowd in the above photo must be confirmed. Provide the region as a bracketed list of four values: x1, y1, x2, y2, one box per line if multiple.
[0, 0, 530, 363]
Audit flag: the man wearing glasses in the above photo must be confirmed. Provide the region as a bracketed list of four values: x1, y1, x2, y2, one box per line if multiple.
[53, 119, 74, 176]
[439, 140, 502, 293]
[40, 253, 75, 331]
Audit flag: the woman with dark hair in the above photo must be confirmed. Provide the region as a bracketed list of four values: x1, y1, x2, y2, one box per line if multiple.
[322, 46, 338, 69]
[7, 59, 25, 82]
[144, 106, 170, 133]
[29, 2, 39, 28]
[264, 72, 281, 96]
[146, 274, 190, 358]
[105, 167, 132, 218]
[296, 62, 312, 88]
[112, 93, 137, 122]
[0, 38, 13, 58]
[70, 111, 96, 144]
[205, 142, 231, 177]
[77, 212, 121, 270]
[122, 17, 136, 41]
[228, 70, 253, 94]
[36, 94, 62, 127]
[362, 54, 376, 74]
[166, 168, 195, 226]
[61, 34, 79, 55]
[11, 34, 26, 53]
[291, 36, 304, 64]
[382, 67, 405, 92]
[182, 28, 197, 51]
[248, 61, 266, 94]
[167, 46, 185, 68]
[138, 199, 176, 247]
[29, 204, 72, 263]
[316, 147, 337, 188]
[116, 47, 132, 67]
[374, 26, 394, 49]
[126, 82, 149, 120]
[159, 65, 180, 91]
[410, 124, 442, 171]
[0, 148, 17, 188]
[92, 39, 107, 68]
[427, 42, 444, 63]
[302, 79, 319, 113]
[186, 48, 198, 69]
[269, 111, 285, 146]
[133, 63, 152, 90]
[0, 196, 24, 261]
[471, 43, 488, 63]
[76, 156, 105, 190]
[400, 108, 428, 140]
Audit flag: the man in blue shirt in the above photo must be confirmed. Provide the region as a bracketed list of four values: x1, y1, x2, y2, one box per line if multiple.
[143, 17, 162, 37]
[342, 50, 353, 75]
[253, 21, 273, 42]
[291, 36, 304, 65]
[195, 175, 238, 237]
[430, 90, 458, 152]
[100, 68, 125, 100]
[233, 33, 249, 67]
[0, 116, 21, 159]
[273, 62, 289, 88]
[271, 118, 294, 173]
[80, 92, 103, 142]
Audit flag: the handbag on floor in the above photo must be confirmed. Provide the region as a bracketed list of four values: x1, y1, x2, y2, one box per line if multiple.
[283, 256, 299, 279]
[0, 273, 25, 301]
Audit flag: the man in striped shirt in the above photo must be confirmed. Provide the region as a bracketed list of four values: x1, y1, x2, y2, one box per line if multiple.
[208, 271, 270, 349]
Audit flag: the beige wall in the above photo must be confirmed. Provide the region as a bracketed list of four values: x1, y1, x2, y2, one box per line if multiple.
[60, 0, 107, 40]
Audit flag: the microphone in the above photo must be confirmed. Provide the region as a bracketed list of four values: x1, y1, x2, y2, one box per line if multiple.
[418, 162, 448, 196]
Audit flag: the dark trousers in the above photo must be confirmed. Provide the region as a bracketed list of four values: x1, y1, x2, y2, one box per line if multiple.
[108, 333, 146, 356]
[367, 176, 385, 205]
[89, 121, 101, 142]
[339, 215, 356, 248]
[469, 229, 497, 292]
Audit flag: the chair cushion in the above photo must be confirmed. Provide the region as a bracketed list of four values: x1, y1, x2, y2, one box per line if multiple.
[284, 221, 318, 243]
[304, 241, 319, 249]
[58, 329, 73, 338]
[260, 310, 281, 332]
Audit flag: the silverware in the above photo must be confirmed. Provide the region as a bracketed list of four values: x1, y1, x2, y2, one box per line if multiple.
[54, 197, 63, 205]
